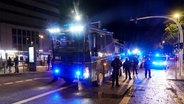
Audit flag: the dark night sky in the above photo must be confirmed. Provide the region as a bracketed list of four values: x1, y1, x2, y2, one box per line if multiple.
[58, 0, 184, 51]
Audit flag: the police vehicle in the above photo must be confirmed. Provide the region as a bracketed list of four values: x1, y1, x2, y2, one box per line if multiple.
[150, 54, 168, 69]
[50, 24, 123, 85]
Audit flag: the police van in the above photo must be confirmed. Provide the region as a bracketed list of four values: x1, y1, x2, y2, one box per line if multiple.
[150, 54, 169, 69]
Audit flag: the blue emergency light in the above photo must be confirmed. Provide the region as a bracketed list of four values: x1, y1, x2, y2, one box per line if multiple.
[54, 69, 60, 74]
[76, 71, 81, 76]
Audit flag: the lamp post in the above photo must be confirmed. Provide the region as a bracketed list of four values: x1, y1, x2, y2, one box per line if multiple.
[173, 13, 182, 77]
[72, 12, 86, 65]
[130, 15, 183, 77]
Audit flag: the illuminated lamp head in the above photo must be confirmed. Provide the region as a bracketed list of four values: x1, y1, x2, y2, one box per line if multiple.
[103, 63, 107, 66]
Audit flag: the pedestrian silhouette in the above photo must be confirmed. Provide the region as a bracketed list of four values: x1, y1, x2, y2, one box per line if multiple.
[133, 56, 139, 75]
[144, 57, 152, 78]
[47, 55, 51, 71]
[14, 56, 19, 73]
[123, 58, 132, 80]
[111, 55, 122, 87]
[7, 57, 12, 73]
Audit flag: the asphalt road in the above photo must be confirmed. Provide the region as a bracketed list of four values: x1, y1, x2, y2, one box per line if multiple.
[0, 72, 124, 104]
[0, 60, 184, 104]
[121, 60, 184, 104]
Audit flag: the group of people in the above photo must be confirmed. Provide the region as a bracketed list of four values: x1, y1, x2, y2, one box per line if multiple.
[122, 56, 139, 80]
[7, 56, 19, 73]
[6, 54, 51, 73]
[111, 55, 152, 87]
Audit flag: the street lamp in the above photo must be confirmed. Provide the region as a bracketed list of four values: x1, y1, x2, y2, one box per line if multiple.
[174, 13, 180, 21]
[162, 40, 165, 44]
[130, 15, 183, 77]
[39, 35, 44, 39]
[74, 14, 81, 21]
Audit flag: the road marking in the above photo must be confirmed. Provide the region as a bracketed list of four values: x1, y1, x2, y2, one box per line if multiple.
[13, 85, 72, 104]
[120, 86, 135, 104]
[119, 80, 134, 104]
[3, 82, 14, 85]
[0, 77, 51, 86]
[119, 79, 147, 104]
[32, 77, 50, 80]
[37, 77, 50, 80]
[15, 80, 24, 83]
[33, 78, 39, 80]
[24, 79, 33, 82]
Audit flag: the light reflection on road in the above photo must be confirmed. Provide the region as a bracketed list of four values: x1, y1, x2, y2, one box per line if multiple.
[125, 68, 177, 104]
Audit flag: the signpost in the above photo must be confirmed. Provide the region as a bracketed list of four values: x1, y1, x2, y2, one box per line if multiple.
[29, 47, 36, 71]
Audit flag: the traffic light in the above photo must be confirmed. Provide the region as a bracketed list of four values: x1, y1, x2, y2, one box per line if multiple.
[174, 43, 178, 49]
[174, 43, 183, 49]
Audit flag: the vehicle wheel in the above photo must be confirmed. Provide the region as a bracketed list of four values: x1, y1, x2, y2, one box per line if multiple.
[53, 75, 58, 81]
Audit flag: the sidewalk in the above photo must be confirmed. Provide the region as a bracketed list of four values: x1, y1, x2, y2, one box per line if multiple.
[0, 65, 50, 75]
[82, 65, 184, 102]
[98, 76, 133, 98]
[166, 61, 184, 80]
[78, 74, 134, 101]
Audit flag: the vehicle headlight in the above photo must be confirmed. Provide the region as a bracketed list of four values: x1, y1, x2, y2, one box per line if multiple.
[83, 67, 89, 79]
[152, 61, 158, 65]
[163, 61, 167, 65]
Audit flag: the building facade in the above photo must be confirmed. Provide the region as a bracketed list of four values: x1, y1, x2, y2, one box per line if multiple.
[0, 0, 61, 60]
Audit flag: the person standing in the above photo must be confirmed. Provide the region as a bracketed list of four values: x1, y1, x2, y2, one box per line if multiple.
[47, 55, 51, 71]
[14, 56, 19, 73]
[144, 57, 152, 78]
[111, 55, 123, 87]
[7, 57, 12, 73]
[133, 56, 139, 75]
[123, 58, 132, 80]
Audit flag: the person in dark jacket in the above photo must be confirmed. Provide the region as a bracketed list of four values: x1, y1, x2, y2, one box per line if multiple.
[14, 56, 19, 73]
[144, 57, 152, 78]
[111, 55, 122, 87]
[123, 58, 132, 80]
[133, 56, 139, 75]
[7, 57, 12, 73]
[47, 55, 51, 71]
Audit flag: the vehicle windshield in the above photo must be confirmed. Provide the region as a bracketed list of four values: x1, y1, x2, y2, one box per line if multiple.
[53, 32, 85, 52]
[53, 32, 90, 62]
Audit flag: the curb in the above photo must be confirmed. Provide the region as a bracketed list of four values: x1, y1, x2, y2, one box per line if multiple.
[96, 78, 133, 99]
[101, 85, 132, 98]
[0, 73, 22, 77]
[167, 78, 184, 82]
[0, 71, 52, 77]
